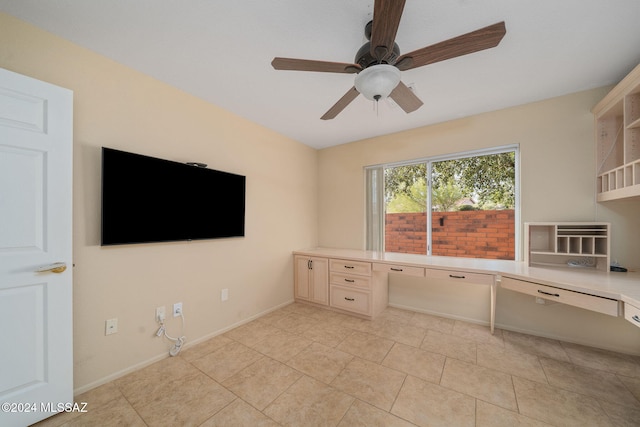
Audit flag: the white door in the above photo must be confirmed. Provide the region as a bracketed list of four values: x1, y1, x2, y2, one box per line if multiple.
[0, 68, 73, 427]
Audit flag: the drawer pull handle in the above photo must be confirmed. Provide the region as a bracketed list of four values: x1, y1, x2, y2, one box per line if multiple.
[344, 265, 355, 269]
[633, 315, 640, 323]
[391, 267, 403, 272]
[344, 279, 355, 283]
[344, 297, 355, 301]
[449, 274, 465, 279]
[537, 290, 560, 297]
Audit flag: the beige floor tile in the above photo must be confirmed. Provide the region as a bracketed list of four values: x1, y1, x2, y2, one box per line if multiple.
[440, 358, 518, 411]
[222, 357, 302, 410]
[331, 357, 406, 411]
[37, 386, 123, 427]
[52, 304, 640, 427]
[338, 399, 416, 427]
[285, 302, 328, 319]
[31, 406, 83, 427]
[420, 329, 477, 364]
[502, 330, 570, 362]
[599, 400, 640, 427]
[336, 331, 394, 363]
[223, 319, 280, 347]
[410, 311, 455, 334]
[618, 374, 640, 402]
[255, 308, 291, 325]
[371, 319, 427, 347]
[134, 370, 236, 426]
[540, 357, 640, 408]
[251, 328, 312, 362]
[452, 320, 504, 346]
[287, 341, 353, 384]
[191, 341, 264, 382]
[180, 334, 234, 362]
[513, 376, 614, 427]
[114, 356, 198, 407]
[278, 302, 299, 313]
[272, 312, 321, 335]
[391, 375, 475, 427]
[327, 312, 373, 331]
[300, 321, 354, 348]
[264, 375, 355, 426]
[382, 342, 445, 384]
[561, 341, 640, 377]
[74, 381, 123, 411]
[377, 306, 415, 324]
[477, 343, 547, 383]
[65, 395, 146, 427]
[200, 399, 280, 426]
[475, 400, 552, 426]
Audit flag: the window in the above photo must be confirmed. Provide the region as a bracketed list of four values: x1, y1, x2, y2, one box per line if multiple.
[366, 145, 519, 260]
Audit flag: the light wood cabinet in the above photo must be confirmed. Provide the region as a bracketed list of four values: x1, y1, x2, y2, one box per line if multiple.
[593, 63, 640, 201]
[329, 258, 377, 318]
[525, 222, 610, 271]
[294, 255, 329, 306]
[624, 301, 640, 329]
[501, 277, 620, 317]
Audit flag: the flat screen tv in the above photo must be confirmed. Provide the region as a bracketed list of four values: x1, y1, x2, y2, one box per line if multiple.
[101, 147, 245, 245]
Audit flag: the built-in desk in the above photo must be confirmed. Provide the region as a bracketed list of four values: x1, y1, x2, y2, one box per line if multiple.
[293, 248, 640, 333]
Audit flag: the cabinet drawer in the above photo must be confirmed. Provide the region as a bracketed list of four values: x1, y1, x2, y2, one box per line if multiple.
[330, 285, 371, 315]
[624, 302, 640, 328]
[330, 259, 372, 276]
[501, 277, 620, 317]
[330, 272, 370, 289]
[425, 268, 495, 285]
[373, 263, 425, 277]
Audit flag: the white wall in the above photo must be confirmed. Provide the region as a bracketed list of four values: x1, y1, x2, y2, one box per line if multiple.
[317, 88, 640, 354]
[0, 13, 319, 391]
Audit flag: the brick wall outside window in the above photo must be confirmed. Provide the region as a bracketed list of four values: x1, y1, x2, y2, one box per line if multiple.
[385, 210, 515, 260]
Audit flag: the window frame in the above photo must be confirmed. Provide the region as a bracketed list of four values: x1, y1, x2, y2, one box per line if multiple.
[365, 144, 521, 260]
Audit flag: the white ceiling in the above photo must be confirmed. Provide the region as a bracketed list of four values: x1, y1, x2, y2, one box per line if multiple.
[2, 1, 640, 149]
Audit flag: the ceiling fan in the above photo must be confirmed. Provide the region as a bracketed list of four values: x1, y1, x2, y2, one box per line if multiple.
[271, 0, 506, 120]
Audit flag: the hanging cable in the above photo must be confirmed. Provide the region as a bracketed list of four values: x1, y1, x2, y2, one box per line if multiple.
[155, 311, 186, 357]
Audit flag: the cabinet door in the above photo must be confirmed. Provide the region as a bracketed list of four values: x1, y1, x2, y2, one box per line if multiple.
[294, 256, 311, 300]
[310, 257, 329, 305]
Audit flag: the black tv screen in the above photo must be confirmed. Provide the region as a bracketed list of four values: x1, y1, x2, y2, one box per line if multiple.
[101, 147, 245, 245]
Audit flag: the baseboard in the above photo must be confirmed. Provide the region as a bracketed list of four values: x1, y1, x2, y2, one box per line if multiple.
[73, 299, 295, 396]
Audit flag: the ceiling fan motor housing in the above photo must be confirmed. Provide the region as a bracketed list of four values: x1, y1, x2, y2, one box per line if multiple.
[355, 42, 400, 69]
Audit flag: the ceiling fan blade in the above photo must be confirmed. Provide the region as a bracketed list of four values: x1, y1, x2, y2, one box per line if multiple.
[389, 81, 423, 113]
[272, 57, 362, 74]
[394, 21, 506, 71]
[321, 87, 360, 120]
[370, 0, 406, 61]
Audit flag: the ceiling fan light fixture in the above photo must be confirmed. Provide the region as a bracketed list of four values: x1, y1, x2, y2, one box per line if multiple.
[354, 64, 401, 101]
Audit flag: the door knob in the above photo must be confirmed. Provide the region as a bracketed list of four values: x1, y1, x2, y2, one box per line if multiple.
[35, 262, 67, 273]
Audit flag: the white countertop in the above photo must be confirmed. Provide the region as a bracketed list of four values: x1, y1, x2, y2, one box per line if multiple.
[293, 247, 640, 307]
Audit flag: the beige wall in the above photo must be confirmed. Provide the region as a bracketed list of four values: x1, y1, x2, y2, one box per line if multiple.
[318, 88, 640, 354]
[1, 13, 318, 392]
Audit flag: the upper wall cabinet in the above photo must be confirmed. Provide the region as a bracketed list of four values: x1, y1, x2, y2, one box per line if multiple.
[593, 63, 640, 202]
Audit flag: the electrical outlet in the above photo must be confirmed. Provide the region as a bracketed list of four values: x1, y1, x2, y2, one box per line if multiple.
[105, 318, 118, 335]
[221, 288, 229, 302]
[156, 306, 166, 322]
[173, 302, 182, 317]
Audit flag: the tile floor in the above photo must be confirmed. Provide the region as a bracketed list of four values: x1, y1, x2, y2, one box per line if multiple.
[35, 303, 640, 426]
